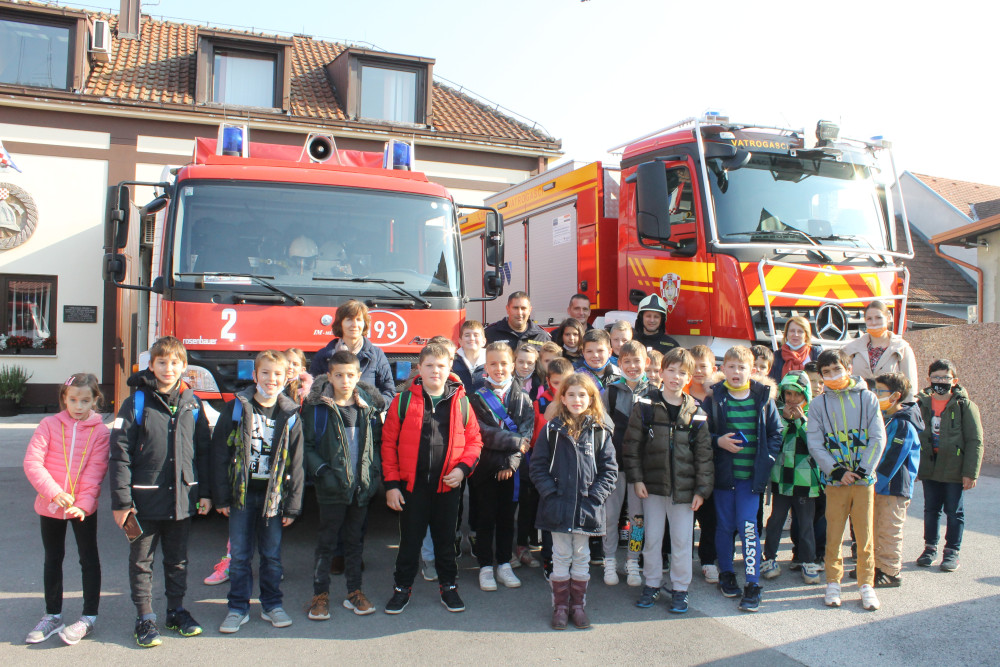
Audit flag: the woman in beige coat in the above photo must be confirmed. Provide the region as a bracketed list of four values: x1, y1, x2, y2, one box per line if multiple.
[843, 300, 918, 398]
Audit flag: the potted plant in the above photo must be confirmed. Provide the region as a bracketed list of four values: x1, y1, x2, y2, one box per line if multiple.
[0, 363, 32, 416]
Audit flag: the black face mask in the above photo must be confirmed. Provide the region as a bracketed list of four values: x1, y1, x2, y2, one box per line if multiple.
[930, 382, 952, 396]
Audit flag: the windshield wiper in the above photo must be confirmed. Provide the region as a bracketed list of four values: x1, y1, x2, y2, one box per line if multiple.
[313, 276, 432, 309]
[722, 230, 832, 262]
[815, 234, 888, 265]
[176, 272, 305, 305]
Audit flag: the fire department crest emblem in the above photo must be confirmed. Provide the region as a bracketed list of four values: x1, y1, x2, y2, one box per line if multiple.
[0, 183, 38, 251]
[660, 273, 681, 312]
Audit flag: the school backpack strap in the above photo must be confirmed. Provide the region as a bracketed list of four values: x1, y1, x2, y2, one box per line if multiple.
[475, 387, 518, 431]
[132, 389, 145, 427]
[232, 398, 243, 427]
[314, 404, 328, 439]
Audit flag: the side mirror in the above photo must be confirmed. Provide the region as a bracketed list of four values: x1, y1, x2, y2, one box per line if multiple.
[141, 193, 169, 216]
[111, 185, 131, 250]
[484, 210, 505, 268]
[483, 270, 503, 298]
[103, 253, 127, 283]
[629, 289, 646, 306]
[635, 161, 671, 244]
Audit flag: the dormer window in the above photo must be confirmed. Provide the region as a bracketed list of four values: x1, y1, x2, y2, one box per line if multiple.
[0, 16, 72, 90]
[213, 49, 276, 108]
[327, 48, 433, 127]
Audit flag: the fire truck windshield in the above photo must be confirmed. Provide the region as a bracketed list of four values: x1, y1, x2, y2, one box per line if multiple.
[710, 154, 888, 252]
[170, 182, 462, 299]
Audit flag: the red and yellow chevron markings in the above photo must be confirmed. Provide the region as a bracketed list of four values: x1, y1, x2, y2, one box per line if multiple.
[741, 263, 892, 307]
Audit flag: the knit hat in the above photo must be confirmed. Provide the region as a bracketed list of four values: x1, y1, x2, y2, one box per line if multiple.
[778, 370, 812, 403]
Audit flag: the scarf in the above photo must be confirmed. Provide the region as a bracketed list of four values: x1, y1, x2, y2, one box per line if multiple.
[781, 342, 811, 373]
[724, 380, 750, 393]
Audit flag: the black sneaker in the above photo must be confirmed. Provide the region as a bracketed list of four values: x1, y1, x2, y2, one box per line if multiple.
[787, 560, 803, 572]
[668, 589, 689, 614]
[384, 586, 411, 615]
[916, 546, 937, 567]
[738, 583, 762, 612]
[440, 584, 465, 612]
[940, 548, 960, 572]
[165, 608, 203, 636]
[718, 571, 740, 598]
[542, 560, 553, 582]
[635, 585, 660, 608]
[873, 569, 902, 588]
[848, 568, 857, 580]
[134, 618, 162, 648]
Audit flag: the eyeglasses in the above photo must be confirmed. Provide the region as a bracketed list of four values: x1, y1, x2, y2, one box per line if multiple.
[929, 375, 953, 382]
[873, 388, 893, 396]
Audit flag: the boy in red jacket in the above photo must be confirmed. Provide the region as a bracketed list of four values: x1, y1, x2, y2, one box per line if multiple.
[382, 343, 483, 614]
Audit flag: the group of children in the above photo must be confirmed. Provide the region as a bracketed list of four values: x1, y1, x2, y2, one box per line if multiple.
[21, 301, 985, 643]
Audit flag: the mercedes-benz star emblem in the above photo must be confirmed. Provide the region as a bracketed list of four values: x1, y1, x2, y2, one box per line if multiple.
[815, 304, 848, 341]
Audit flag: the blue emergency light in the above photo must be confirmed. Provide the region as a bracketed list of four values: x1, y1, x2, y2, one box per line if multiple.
[383, 139, 413, 171]
[236, 358, 255, 381]
[217, 123, 249, 157]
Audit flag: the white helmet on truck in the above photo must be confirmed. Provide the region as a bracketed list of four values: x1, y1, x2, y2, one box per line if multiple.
[288, 235, 319, 274]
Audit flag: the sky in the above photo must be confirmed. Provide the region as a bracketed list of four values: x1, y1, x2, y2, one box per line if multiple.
[75, 0, 999, 184]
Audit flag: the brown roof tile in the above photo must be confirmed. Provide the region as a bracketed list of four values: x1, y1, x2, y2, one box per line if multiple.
[77, 11, 555, 146]
[899, 218, 977, 306]
[912, 173, 1000, 218]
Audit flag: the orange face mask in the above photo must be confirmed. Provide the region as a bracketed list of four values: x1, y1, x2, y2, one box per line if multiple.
[867, 327, 887, 338]
[823, 372, 850, 391]
[878, 397, 894, 412]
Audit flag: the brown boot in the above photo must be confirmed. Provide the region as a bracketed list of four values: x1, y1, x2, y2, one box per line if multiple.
[569, 578, 591, 629]
[550, 577, 571, 630]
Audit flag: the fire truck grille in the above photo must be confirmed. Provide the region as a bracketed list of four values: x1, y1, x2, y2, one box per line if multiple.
[750, 307, 866, 345]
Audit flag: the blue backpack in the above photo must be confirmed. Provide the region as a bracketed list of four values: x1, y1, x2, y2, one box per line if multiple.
[132, 389, 200, 427]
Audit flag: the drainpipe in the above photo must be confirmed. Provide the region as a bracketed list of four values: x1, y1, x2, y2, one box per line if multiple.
[933, 242, 983, 323]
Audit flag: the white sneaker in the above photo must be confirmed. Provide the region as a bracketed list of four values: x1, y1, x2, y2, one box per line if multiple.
[702, 563, 720, 583]
[421, 560, 438, 581]
[860, 584, 880, 611]
[625, 558, 642, 587]
[801, 562, 822, 585]
[603, 557, 619, 585]
[824, 582, 842, 607]
[479, 566, 498, 591]
[496, 563, 521, 588]
[761, 559, 781, 580]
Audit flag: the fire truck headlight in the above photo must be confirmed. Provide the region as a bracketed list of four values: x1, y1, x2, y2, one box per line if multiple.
[182, 365, 220, 392]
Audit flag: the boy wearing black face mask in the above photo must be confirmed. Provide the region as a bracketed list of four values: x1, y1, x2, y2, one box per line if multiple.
[915, 359, 983, 573]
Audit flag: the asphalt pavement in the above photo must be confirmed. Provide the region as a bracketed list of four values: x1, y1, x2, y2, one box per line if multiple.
[1, 414, 998, 666]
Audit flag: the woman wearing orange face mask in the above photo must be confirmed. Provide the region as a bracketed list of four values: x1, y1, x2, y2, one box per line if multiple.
[842, 301, 918, 399]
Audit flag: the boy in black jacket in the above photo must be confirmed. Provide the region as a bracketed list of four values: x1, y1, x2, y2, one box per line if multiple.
[109, 336, 212, 648]
[303, 351, 384, 620]
[211, 350, 304, 634]
[469, 342, 534, 591]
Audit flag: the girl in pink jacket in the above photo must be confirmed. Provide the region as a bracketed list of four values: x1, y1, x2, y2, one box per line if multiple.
[23, 374, 110, 646]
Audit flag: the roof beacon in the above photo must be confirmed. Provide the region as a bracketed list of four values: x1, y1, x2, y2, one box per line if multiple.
[869, 135, 892, 149]
[217, 123, 248, 157]
[701, 109, 729, 124]
[383, 139, 413, 171]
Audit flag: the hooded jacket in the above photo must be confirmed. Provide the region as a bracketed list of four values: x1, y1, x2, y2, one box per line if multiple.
[916, 385, 983, 483]
[109, 370, 212, 520]
[302, 378, 384, 506]
[770, 371, 822, 498]
[702, 378, 782, 494]
[381, 377, 483, 493]
[468, 379, 534, 476]
[484, 317, 552, 349]
[875, 401, 923, 498]
[622, 392, 713, 502]
[530, 416, 618, 535]
[603, 376, 653, 463]
[843, 333, 918, 400]
[806, 376, 886, 486]
[24, 410, 110, 519]
[211, 387, 305, 518]
[309, 337, 396, 406]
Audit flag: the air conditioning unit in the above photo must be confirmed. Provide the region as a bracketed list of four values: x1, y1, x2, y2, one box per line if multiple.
[90, 20, 112, 63]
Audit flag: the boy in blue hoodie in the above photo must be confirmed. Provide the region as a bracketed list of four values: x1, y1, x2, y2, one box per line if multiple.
[702, 345, 781, 613]
[806, 349, 885, 611]
[867, 372, 922, 588]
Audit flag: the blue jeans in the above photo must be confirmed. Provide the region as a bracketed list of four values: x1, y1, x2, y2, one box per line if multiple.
[227, 488, 284, 614]
[715, 480, 762, 583]
[922, 479, 965, 551]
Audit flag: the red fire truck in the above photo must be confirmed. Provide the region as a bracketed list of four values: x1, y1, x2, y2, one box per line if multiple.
[104, 128, 503, 410]
[462, 113, 913, 354]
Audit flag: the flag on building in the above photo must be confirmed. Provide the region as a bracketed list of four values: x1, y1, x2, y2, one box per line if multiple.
[0, 140, 22, 173]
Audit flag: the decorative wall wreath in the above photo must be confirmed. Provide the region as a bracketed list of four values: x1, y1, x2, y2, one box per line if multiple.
[0, 182, 39, 250]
